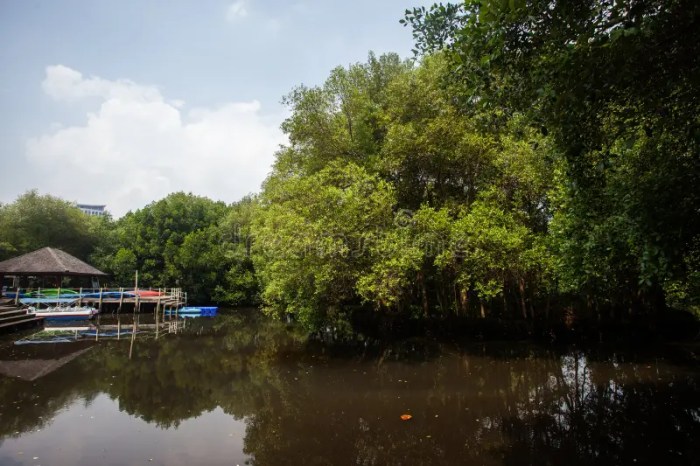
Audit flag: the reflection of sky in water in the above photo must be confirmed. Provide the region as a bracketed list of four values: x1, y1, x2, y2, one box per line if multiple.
[0, 394, 249, 466]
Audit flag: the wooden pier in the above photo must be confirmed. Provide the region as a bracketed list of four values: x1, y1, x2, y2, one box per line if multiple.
[75, 288, 187, 314]
[0, 304, 43, 331]
[0, 287, 188, 334]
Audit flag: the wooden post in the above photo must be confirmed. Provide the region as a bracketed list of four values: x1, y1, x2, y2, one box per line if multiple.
[118, 287, 124, 313]
[98, 288, 104, 313]
[95, 327, 99, 342]
[78, 287, 83, 306]
[129, 322, 136, 360]
[14, 286, 19, 306]
[117, 317, 121, 340]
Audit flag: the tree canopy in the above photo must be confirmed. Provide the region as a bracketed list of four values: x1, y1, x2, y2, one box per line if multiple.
[0, 190, 108, 262]
[404, 0, 700, 316]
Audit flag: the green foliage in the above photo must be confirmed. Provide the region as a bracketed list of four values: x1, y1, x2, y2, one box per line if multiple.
[407, 0, 700, 312]
[0, 190, 106, 261]
[254, 52, 557, 329]
[356, 225, 423, 310]
[253, 162, 396, 329]
[96, 192, 259, 306]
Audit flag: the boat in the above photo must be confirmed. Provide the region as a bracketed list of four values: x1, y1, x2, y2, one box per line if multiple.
[20, 297, 83, 305]
[166, 306, 218, 317]
[27, 289, 80, 299]
[132, 290, 162, 297]
[25, 305, 98, 321]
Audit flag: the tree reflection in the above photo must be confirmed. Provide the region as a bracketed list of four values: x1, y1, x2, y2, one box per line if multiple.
[0, 316, 697, 465]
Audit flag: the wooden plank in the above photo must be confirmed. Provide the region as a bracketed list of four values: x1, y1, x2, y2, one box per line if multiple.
[0, 316, 43, 329]
[0, 311, 28, 322]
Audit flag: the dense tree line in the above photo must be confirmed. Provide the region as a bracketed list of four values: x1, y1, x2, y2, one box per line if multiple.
[1, 1, 697, 333]
[0, 190, 109, 262]
[91, 192, 258, 305]
[252, 53, 558, 330]
[403, 0, 700, 318]
[0, 191, 258, 306]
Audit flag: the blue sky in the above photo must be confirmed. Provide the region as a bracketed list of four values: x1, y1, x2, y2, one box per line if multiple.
[0, 0, 429, 216]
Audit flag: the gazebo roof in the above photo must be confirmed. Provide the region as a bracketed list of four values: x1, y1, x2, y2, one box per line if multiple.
[0, 247, 107, 277]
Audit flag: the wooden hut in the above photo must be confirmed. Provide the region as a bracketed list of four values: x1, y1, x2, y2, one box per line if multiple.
[0, 247, 107, 291]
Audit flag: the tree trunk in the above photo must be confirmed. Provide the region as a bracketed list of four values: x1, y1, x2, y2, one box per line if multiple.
[418, 271, 429, 317]
[519, 277, 528, 320]
[453, 283, 460, 315]
[459, 287, 468, 315]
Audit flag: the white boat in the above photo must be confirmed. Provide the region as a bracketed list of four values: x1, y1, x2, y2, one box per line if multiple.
[25, 305, 99, 321]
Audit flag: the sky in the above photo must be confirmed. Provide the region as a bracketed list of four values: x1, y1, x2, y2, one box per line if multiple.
[0, 0, 429, 217]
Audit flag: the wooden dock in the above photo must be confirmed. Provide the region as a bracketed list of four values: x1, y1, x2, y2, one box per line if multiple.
[0, 287, 188, 334]
[0, 304, 43, 330]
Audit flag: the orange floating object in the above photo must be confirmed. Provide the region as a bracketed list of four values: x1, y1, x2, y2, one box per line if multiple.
[400, 414, 412, 421]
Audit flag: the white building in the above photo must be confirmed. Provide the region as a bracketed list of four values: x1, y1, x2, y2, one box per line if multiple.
[76, 204, 107, 217]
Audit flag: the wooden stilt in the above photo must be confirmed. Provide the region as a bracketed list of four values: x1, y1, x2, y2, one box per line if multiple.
[129, 322, 136, 360]
[98, 288, 104, 313]
[118, 287, 124, 313]
[78, 287, 83, 306]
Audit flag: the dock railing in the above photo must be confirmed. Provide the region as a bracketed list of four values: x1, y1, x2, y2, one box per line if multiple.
[2, 287, 187, 312]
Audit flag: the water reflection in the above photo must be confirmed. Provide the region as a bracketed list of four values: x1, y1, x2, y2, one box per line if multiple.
[0, 312, 697, 465]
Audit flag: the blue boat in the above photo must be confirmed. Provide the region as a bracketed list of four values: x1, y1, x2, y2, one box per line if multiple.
[166, 306, 218, 317]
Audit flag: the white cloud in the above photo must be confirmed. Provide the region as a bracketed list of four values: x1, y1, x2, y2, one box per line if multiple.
[226, 1, 248, 21]
[42, 65, 162, 102]
[27, 65, 285, 217]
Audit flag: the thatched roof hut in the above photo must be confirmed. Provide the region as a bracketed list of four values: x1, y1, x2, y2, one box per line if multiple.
[0, 247, 107, 277]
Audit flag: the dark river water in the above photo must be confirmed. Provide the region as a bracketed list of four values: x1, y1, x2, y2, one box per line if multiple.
[0, 311, 698, 466]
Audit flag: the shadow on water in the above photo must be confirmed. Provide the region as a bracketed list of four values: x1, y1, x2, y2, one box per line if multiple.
[0, 309, 697, 465]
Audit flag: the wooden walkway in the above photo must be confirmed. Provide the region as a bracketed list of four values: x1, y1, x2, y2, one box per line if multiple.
[7, 287, 187, 312]
[0, 305, 43, 330]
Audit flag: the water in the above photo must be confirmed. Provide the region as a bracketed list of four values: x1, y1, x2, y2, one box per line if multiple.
[0, 312, 698, 465]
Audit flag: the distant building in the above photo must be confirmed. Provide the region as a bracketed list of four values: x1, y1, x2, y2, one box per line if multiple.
[76, 204, 107, 217]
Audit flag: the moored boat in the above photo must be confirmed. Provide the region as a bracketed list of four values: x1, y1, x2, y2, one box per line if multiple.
[166, 306, 218, 317]
[25, 305, 98, 321]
